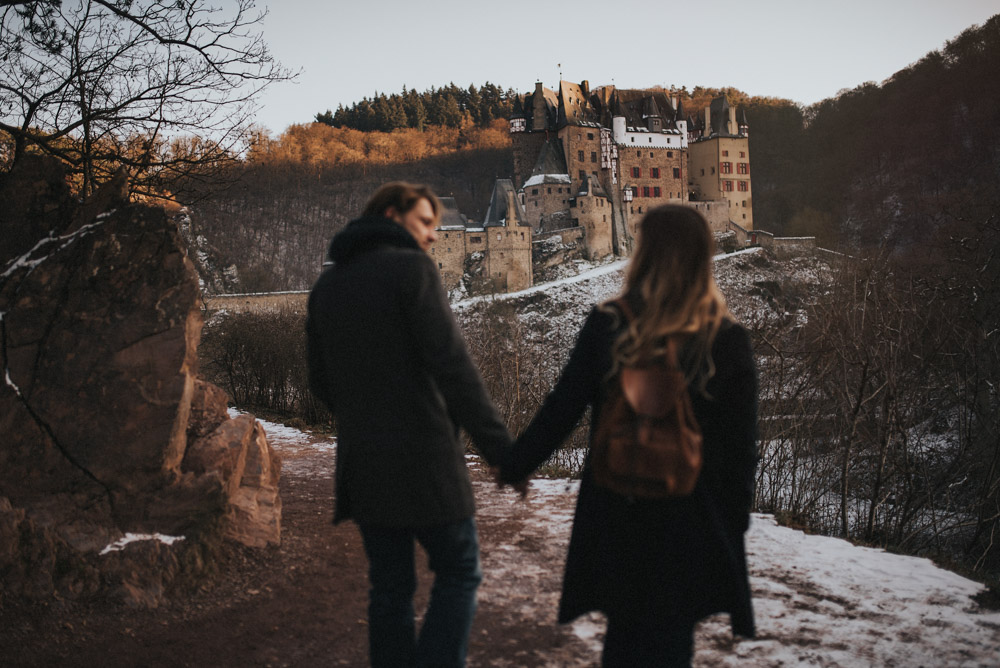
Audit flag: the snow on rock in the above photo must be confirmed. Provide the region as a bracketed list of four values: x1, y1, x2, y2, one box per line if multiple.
[99, 533, 185, 556]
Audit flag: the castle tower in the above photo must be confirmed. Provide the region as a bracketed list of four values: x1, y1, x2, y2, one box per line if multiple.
[688, 95, 753, 230]
[573, 175, 613, 260]
[483, 179, 533, 292]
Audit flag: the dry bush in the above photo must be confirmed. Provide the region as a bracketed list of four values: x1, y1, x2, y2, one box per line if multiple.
[200, 308, 329, 425]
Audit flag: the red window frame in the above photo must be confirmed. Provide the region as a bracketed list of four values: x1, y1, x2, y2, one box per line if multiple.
[632, 166, 641, 178]
[651, 167, 660, 178]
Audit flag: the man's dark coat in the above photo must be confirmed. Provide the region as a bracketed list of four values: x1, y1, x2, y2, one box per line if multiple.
[501, 304, 758, 638]
[307, 216, 511, 527]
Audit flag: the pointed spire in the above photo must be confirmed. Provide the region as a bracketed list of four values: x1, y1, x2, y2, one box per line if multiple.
[511, 95, 524, 118]
[612, 93, 626, 119]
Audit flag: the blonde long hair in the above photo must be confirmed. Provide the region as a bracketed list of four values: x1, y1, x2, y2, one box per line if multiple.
[608, 205, 730, 389]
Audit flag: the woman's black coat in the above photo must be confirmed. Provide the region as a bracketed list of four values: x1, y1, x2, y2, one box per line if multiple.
[501, 304, 757, 637]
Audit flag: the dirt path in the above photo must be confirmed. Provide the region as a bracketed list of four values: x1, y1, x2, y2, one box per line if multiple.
[0, 427, 597, 667]
[4, 422, 1000, 667]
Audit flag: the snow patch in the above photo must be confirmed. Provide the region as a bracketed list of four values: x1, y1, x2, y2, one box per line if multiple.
[99, 533, 185, 555]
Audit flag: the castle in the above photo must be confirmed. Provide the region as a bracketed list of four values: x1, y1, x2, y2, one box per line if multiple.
[428, 80, 753, 294]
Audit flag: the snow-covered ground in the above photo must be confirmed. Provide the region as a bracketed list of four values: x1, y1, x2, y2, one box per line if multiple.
[256, 415, 1000, 667]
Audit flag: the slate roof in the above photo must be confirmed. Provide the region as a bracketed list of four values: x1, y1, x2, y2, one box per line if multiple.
[576, 174, 608, 199]
[437, 197, 469, 229]
[529, 138, 569, 178]
[483, 179, 529, 227]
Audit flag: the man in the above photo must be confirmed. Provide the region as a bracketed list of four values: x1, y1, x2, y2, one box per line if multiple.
[307, 182, 512, 667]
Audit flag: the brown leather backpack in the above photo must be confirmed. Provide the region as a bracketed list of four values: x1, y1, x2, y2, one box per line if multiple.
[591, 300, 703, 498]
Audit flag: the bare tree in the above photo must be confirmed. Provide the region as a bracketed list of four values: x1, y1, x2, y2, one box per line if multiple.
[0, 0, 293, 196]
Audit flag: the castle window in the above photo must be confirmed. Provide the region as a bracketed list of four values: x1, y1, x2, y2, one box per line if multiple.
[642, 186, 651, 197]
[631, 137, 635, 142]
[722, 150, 729, 157]
[534, 201, 538, 207]
[720, 162, 733, 174]
[497, 233, 501, 241]
[547, 187, 551, 194]
[591, 151, 597, 163]
[711, 167, 716, 175]
[579, 170, 586, 180]
[743, 213, 747, 219]
[445, 233, 449, 238]
[638, 206, 643, 213]
[653, 187, 661, 197]
[667, 151, 673, 158]
[471, 236, 481, 243]
[578, 150, 584, 161]
[603, 215, 606, 222]
[636, 151, 641, 157]
[700, 169, 705, 176]
[531, 188, 538, 195]
[651, 167, 660, 178]
[632, 167, 641, 178]
[737, 162, 748, 174]
[650, 152, 654, 157]
[723, 181, 734, 192]
[649, 138, 653, 143]
[740, 151, 746, 158]
[739, 182, 749, 193]
[673, 167, 680, 178]
[438, 263, 442, 268]
[521, 232, 525, 239]
[587, 132, 594, 140]
[570, 200, 576, 208]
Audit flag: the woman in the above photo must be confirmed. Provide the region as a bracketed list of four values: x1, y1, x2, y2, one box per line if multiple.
[500, 205, 758, 666]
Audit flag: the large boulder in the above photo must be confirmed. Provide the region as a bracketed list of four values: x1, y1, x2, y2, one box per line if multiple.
[0, 157, 281, 605]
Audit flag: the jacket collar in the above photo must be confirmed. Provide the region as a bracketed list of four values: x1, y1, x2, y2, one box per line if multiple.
[327, 215, 420, 263]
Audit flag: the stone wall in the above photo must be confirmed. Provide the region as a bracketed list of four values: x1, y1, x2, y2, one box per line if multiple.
[559, 126, 603, 191]
[574, 194, 613, 260]
[429, 227, 468, 290]
[522, 182, 573, 230]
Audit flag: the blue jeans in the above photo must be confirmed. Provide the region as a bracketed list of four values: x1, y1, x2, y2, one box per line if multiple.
[358, 517, 482, 668]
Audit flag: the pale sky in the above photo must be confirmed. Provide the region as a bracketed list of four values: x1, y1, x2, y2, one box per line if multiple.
[253, 0, 998, 134]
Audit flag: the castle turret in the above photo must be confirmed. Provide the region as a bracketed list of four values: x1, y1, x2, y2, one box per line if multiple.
[675, 99, 688, 139]
[642, 97, 662, 133]
[509, 95, 526, 133]
[612, 94, 627, 143]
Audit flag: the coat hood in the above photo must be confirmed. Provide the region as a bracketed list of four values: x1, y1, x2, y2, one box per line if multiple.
[326, 215, 420, 263]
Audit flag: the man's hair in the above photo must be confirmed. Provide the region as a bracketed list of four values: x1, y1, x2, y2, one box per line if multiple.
[362, 182, 441, 221]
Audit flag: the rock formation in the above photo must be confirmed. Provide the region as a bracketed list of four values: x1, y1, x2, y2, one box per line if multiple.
[0, 156, 281, 606]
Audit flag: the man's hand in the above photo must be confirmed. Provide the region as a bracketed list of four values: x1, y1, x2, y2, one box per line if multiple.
[490, 467, 529, 499]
